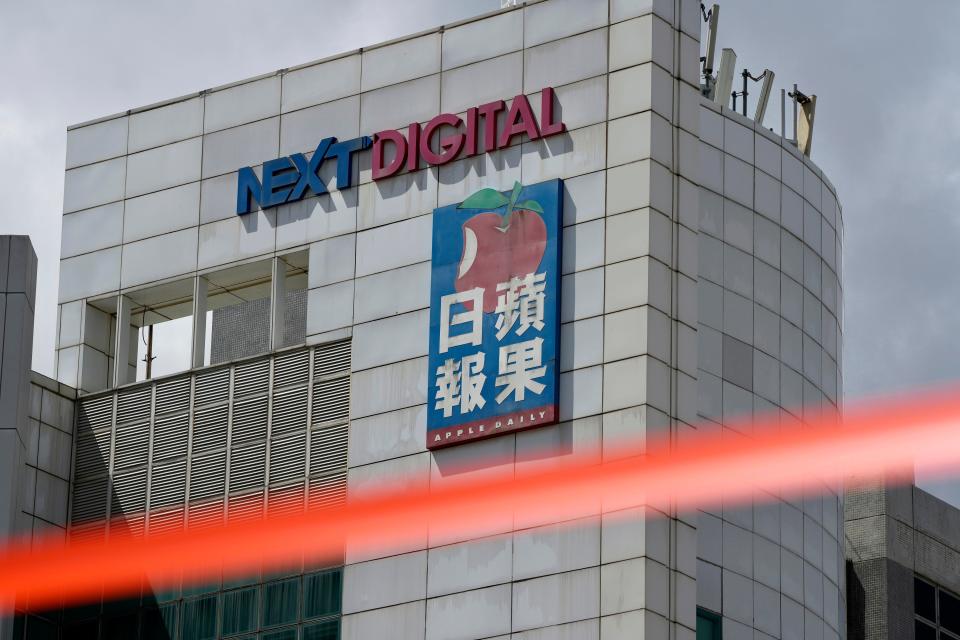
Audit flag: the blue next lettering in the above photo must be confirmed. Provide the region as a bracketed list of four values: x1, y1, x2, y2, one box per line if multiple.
[235, 135, 371, 215]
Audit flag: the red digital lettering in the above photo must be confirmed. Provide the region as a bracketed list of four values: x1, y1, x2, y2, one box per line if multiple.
[540, 87, 566, 136]
[498, 94, 540, 149]
[420, 114, 464, 165]
[406, 122, 421, 172]
[371, 130, 407, 180]
[463, 107, 478, 157]
[477, 100, 505, 153]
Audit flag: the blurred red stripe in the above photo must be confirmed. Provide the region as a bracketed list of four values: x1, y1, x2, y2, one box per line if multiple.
[2, 384, 959, 612]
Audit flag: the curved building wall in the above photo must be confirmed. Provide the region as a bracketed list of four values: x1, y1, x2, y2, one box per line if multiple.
[695, 100, 845, 639]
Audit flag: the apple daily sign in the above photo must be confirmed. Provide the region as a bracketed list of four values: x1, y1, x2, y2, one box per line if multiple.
[427, 180, 562, 449]
[235, 88, 565, 215]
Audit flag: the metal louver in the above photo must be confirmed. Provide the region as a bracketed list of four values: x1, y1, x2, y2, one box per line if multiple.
[272, 387, 307, 435]
[231, 396, 268, 444]
[155, 377, 191, 416]
[273, 350, 309, 388]
[194, 367, 229, 407]
[189, 453, 226, 500]
[188, 501, 223, 529]
[111, 470, 147, 516]
[77, 396, 113, 431]
[227, 492, 263, 522]
[309, 423, 348, 478]
[234, 358, 269, 398]
[72, 477, 108, 524]
[269, 432, 306, 486]
[313, 340, 350, 377]
[69, 341, 351, 537]
[116, 387, 151, 425]
[113, 423, 150, 470]
[148, 507, 184, 534]
[149, 461, 186, 509]
[75, 425, 112, 481]
[308, 473, 347, 510]
[153, 414, 188, 461]
[229, 443, 266, 493]
[267, 484, 305, 516]
[312, 377, 349, 425]
[192, 405, 228, 453]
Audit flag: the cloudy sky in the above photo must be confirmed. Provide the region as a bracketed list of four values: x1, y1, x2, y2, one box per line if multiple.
[3, 1, 959, 501]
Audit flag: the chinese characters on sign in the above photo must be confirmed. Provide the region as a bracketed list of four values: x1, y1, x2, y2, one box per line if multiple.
[427, 180, 562, 448]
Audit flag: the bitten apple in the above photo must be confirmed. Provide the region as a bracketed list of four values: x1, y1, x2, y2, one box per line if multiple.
[455, 182, 547, 312]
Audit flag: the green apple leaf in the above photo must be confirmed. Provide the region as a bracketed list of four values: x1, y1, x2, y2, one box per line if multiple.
[515, 199, 544, 214]
[459, 188, 510, 210]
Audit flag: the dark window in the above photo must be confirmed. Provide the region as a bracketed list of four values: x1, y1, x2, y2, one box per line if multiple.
[142, 604, 178, 640]
[302, 619, 340, 640]
[181, 595, 218, 640]
[916, 577, 937, 622]
[262, 579, 299, 628]
[260, 628, 298, 640]
[915, 619, 937, 640]
[940, 589, 960, 634]
[101, 612, 138, 639]
[222, 587, 259, 635]
[696, 607, 722, 640]
[61, 620, 98, 640]
[304, 570, 342, 619]
[24, 616, 58, 640]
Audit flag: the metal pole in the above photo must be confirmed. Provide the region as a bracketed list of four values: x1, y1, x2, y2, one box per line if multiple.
[146, 324, 154, 380]
[780, 88, 786, 139]
[792, 83, 798, 144]
[742, 71, 749, 116]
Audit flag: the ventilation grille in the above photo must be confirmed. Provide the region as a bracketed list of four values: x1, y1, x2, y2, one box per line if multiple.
[190, 453, 226, 500]
[194, 368, 229, 407]
[112, 470, 147, 516]
[229, 443, 266, 493]
[308, 473, 347, 510]
[314, 340, 350, 377]
[150, 462, 186, 510]
[77, 396, 113, 431]
[310, 424, 348, 478]
[227, 492, 263, 523]
[69, 343, 350, 533]
[234, 359, 269, 398]
[274, 350, 309, 388]
[272, 387, 308, 435]
[312, 377, 349, 425]
[117, 387, 151, 425]
[114, 423, 149, 470]
[155, 377, 191, 416]
[153, 414, 188, 462]
[192, 405, 228, 453]
[232, 396, 268, 444]
[270, 432, 306, 486]
[72, 478, 108, 524]
[149, 507, 184, 534]
[268, 485, 305, 516]
[75, 426, 112, 481]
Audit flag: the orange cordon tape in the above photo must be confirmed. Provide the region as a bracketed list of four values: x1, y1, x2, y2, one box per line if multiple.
[2, 384, 959, 613]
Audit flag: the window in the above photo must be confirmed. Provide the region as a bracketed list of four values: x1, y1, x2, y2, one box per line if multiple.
[914, 576, 960, 638]
[697, 607, 722, 640]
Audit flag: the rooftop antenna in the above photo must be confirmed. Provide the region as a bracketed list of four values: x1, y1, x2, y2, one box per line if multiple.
[732, 68, 775, 123]
[714, 48, 737, 109]
[699, 3, 720, 98]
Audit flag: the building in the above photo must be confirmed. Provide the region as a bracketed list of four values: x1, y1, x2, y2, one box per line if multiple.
[845, 481, 960, 640]
[0, 0, 868, 638]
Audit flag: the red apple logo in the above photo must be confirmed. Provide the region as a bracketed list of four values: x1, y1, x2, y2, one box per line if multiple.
[455, 181, 547, 312]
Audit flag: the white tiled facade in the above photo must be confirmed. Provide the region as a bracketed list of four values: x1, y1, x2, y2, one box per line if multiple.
[54, 1, 843, 639]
